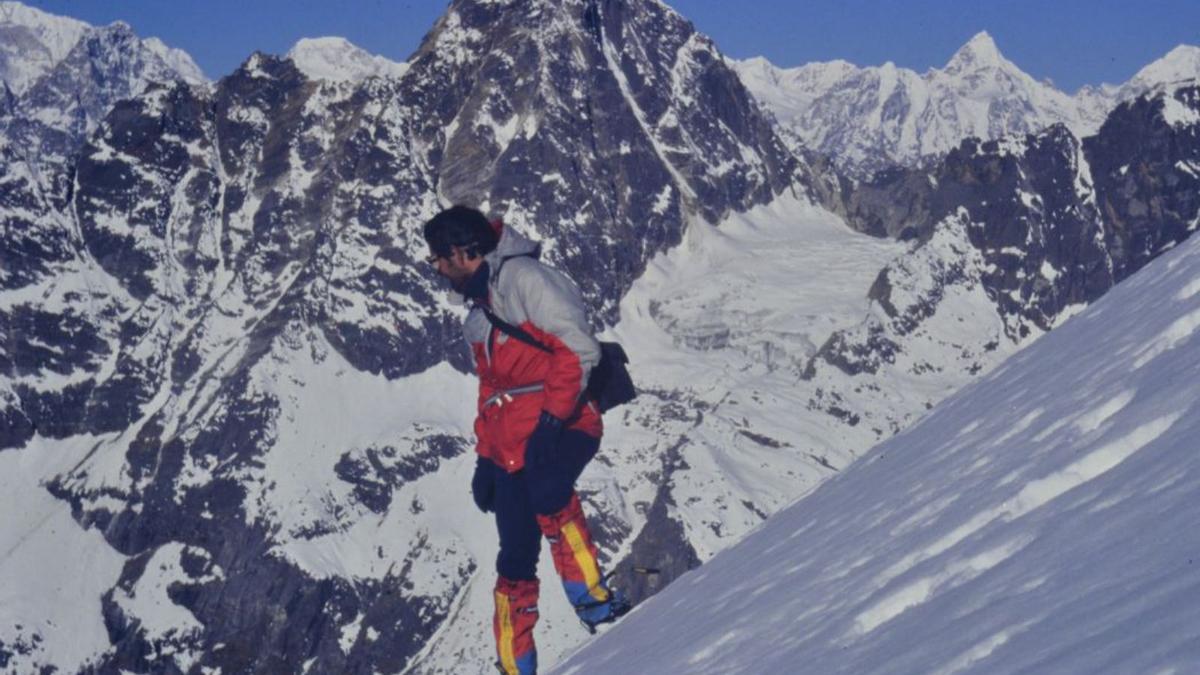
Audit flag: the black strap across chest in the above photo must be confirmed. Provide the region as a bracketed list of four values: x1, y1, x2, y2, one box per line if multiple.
[478, 303, 553, 354]
[477, 250, 553, 354]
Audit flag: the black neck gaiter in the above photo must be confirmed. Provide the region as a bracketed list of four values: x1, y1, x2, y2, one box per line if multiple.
[461, 260, 490, 304]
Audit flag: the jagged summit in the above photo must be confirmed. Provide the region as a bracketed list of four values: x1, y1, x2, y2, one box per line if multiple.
[0, 1, 205, 96]
[0, 0, 209, 256]
[401, 0, 799, 301]
[942, 30, 1007, 72]
[0, 0, 88, 35]
[286, 36, 408, 82]
[79, 19, 206, 85]
[1073, 43, 1200, 109]
[0, 1, 88, 36]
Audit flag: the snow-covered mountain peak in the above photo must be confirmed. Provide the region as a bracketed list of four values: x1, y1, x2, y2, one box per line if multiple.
[0, 1, 209, 211]
[734, 55, 783, 84]
[142, 36, 207, 85]
[84, 20, 207, 86]
[732, 55, 859, 87]
[1128, 43, 1200, 91]
[942, 30, 1007, 73]
[0, 0, 89, 93]
[938, 30, 1031, 86]
[0, 1, 206, 98]
[285, 36, 408, 82]
[0, 0, 88, 41]
[402, 0, 798, 268]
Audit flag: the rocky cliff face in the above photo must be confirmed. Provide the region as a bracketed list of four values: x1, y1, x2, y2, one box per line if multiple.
[836, 124, 1110, 336]
[404, 0, 799, 320]
[838, 83, 1200, 331]
[1, 6, 205, 451]
[0, 10, 205, 211]
[1086, 83, 1200, 280]
[0, 5, 207, 315]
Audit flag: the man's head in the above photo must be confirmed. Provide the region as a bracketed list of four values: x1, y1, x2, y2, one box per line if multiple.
[422, 205, 499, 288]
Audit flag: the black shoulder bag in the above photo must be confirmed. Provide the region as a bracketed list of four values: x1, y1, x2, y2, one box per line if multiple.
[476, 304, 637, 413]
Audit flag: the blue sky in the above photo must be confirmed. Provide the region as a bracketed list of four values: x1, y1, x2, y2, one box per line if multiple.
[24, 0, 1200, 92]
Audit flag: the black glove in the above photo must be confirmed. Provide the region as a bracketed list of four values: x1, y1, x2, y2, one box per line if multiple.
[524, 411, 564, 467]
[471, 456, 495, 513]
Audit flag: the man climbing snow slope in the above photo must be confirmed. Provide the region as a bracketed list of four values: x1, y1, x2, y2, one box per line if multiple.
[422, 205, 629, 674]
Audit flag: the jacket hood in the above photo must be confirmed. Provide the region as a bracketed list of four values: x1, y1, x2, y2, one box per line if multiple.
[486, 220, 541, 265]
[446, 221, 541, 305]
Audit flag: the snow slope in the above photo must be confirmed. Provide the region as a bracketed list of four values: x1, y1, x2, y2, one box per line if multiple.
[0, 435, 127, 673]
[557, 200, 1200, 673]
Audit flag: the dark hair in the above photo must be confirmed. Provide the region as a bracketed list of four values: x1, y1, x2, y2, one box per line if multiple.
[422, 205, 499, 258]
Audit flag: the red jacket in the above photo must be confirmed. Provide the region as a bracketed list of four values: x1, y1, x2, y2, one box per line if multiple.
[463, 223, 602, 472]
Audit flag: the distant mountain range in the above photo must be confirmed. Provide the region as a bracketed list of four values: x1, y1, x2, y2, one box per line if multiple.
[1, 2, 1198, 674]
[734, 31, 1200, 177]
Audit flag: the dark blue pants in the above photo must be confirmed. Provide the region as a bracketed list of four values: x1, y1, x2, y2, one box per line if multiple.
[492, 430, 600, 581]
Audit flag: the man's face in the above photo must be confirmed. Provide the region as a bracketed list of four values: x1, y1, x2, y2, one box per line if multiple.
[429, 247, 476, 289]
